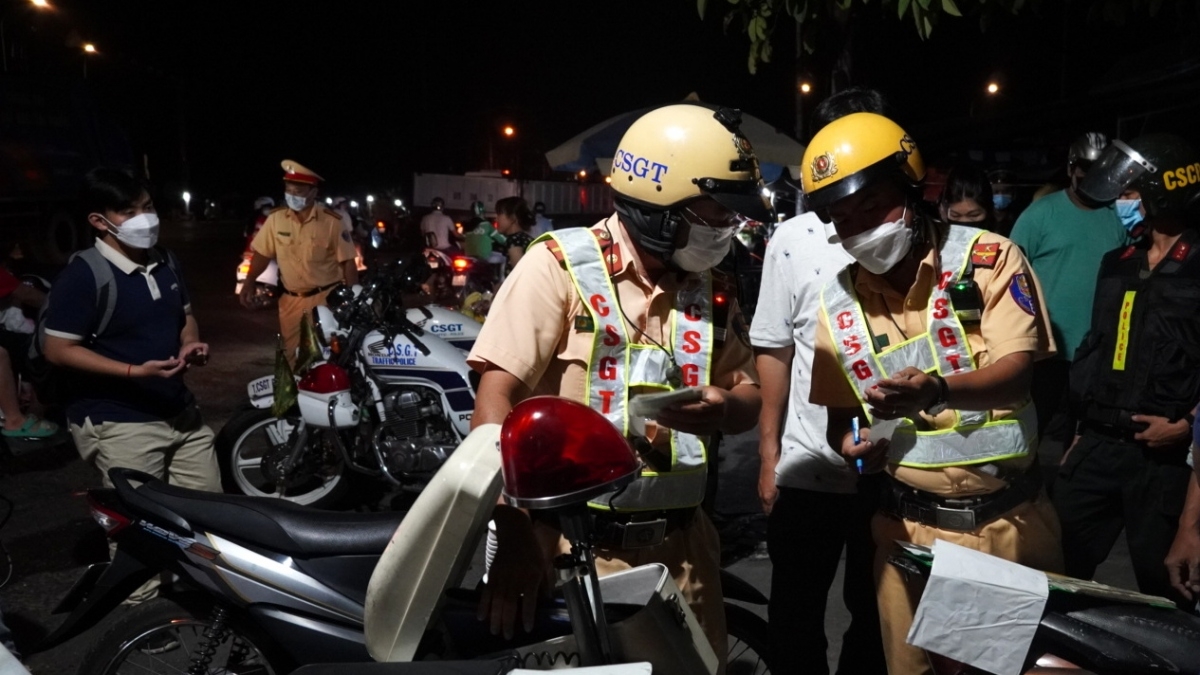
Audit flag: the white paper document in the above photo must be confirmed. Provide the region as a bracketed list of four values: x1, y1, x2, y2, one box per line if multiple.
[908, 540, 1049, 675]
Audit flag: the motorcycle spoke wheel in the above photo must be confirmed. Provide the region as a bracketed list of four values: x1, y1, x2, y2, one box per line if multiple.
[725, 603, 773, 675]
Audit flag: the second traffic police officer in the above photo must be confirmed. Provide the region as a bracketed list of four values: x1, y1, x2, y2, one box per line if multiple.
[803, 113, 1064, 674]
[1061, 134, 1200, 608]
[467, 103, 766, 666]
[240, 160, 358, 363]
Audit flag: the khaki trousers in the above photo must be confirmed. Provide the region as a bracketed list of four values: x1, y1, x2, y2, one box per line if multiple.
[278, 289, 333, 365]
[71, 404, 221, 602]
[537, 509, 727, 673]
[872, 494, 1064, 675]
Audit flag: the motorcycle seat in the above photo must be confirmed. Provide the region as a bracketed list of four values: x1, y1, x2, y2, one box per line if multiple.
[1066, 604, 1200, 673]
[136, 480, 406, 557]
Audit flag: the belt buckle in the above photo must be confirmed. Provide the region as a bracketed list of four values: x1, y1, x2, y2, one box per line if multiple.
[935, 506, 976, 531]
[620, 519, 667, 549]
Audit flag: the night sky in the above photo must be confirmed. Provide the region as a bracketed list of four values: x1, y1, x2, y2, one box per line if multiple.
[9, 0, 1200, 205]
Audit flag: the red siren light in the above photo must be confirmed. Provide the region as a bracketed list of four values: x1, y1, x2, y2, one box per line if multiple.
[500, 396, 639, 509]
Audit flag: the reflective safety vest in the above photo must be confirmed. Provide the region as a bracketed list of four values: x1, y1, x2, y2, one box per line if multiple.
[537, 228, 712, 511]
[820, 225, 1036, 468]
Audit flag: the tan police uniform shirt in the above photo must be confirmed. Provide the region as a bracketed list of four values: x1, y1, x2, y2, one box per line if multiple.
[468, 214, 757, 424]
[810, 223, 1056, 497]
[251, 205, 356, 292]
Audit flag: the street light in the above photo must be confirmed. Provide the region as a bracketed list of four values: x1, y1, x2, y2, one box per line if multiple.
[325, 197, 333, 205]
[986, 82, 1000, 95]
[393, 199, 402, 207]
[350, 200, 359, 209]
[503, 125, 515, 137]
[800, 82, 812, 94]
[366, 195, 375, 203]
[579, 170, 587, 178]
[29, 0, 50, 7]
[83, 42, 96, 53]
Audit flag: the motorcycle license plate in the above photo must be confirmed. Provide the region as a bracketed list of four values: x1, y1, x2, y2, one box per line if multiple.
[452, 273, 467, 287]
[247, 375, 273, 402]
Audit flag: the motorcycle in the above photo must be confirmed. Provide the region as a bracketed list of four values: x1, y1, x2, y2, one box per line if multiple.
[217, 260, 478, 508]
[37, 397, 772, 674]
[889, 545, 1200, 673]
[422, 248, 498, 324]
[234, 251, 281, 309]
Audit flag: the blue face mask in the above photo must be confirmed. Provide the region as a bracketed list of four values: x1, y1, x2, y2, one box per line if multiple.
[992, 194, 1013, 210]
[1115, 199, 1144, 231]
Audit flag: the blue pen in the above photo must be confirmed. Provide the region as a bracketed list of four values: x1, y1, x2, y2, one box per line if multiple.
[851, 416, 864, 475]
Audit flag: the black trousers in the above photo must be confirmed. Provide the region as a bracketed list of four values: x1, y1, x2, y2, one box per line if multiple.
[767, 477, 885, 675]
[1031, 357, 1072, 442]
[1052, 431, 1192, 607]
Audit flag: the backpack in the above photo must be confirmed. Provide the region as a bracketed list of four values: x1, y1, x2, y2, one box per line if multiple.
[27, 246, 180, 405]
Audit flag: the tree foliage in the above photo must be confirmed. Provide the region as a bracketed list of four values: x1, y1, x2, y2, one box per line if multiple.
[698, 0, 1196, 73]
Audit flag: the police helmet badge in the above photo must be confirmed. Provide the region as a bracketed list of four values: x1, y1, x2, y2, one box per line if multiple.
[811, 152, 837, 183]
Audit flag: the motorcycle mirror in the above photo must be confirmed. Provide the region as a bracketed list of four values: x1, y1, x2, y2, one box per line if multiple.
[499, 396, 640, 510]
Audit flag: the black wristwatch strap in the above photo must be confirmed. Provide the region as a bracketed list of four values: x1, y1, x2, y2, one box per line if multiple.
[926, 372, 949, 414]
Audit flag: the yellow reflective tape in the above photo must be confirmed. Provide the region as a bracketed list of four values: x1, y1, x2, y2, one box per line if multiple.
[1113, 291, 1136, 371]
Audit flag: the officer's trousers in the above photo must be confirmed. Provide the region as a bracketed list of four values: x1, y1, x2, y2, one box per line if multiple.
[872, 494, 1063, 675]
[768, 480, 884, 675]
[1052, 431, 1191, 607]
[277, 289, 333, 365]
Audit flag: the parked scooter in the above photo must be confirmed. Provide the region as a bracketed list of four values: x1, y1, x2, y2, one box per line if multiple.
[37, 398, 771, 674]
[218, 259, 477, 508]
[889, 546, 1200, 673]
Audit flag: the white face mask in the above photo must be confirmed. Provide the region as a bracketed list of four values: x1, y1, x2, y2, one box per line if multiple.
[671, 223, 735, 272]
[839, 206, 911, 275]
[103, 213, 160, 250]
[284, 193, 309, 211]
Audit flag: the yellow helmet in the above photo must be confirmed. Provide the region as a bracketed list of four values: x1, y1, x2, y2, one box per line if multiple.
[612, 104, 771, 220]
[800, 112, 924, 212]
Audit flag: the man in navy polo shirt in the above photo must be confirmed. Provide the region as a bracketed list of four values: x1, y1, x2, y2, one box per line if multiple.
[43, 168, 220, 537]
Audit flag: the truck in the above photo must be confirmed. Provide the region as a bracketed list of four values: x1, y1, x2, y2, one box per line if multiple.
[0, 77, 134, 265]
[412, 172, 613, 217]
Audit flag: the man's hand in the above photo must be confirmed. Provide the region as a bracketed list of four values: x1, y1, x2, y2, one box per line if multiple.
[757, 443, 779, 515]
[478, 505, 553, 639]
[1131, 414, 1192, 448]
[179, 342, 209, 368]
[839, 426, 890, 474]
[133, 357, 185, 379]
[864, 367, 940, 420]
[239, 281, 260, 310]
[1166, 524, 1200, 600]
[654, 386, 728, 436]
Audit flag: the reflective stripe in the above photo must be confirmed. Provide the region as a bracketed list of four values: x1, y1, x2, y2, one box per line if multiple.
[538, 229, 710, 512]
[1113, 291, 1136, 371]
[820, 225, 1033, 467]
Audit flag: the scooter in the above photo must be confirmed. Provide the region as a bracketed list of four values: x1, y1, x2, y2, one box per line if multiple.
[36, 397, 771, 674]
[889, 545, 1200, 673]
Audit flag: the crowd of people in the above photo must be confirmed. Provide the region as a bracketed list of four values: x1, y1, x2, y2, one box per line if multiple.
[2, 84, 1196, 672]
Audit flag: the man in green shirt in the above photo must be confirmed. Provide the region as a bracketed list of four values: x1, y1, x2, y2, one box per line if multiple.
[1010, 132, 1133, 438]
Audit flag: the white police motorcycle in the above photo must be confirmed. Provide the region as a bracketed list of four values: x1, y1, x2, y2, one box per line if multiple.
[217, 260, 482, 508]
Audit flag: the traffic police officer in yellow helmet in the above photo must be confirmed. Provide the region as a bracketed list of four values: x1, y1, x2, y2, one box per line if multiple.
[804, 113, 1064, 674]
[468, 103, 766, 667]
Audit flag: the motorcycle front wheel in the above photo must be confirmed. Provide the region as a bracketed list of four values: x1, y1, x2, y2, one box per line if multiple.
[725, 603, 774, 675]
[216, 407, 351, 508]
[77, 596, 286, 675]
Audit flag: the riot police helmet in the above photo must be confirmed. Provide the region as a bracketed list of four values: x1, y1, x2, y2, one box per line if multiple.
[1080, 134, 1200, 218]
[1068, 132, 1109, 174]
[610, 103, 772, 259]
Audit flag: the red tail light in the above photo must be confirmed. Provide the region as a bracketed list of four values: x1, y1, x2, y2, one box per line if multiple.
[376, 220, 386, 231]
[87, 494, 132, 537]
[452, 257, 471, 272]
[714, 292, 728, 306]
[499, 396, 639, 509]
[298, 363, 350, 394]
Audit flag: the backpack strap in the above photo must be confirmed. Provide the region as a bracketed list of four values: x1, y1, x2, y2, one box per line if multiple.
[75, 247, 117, 338]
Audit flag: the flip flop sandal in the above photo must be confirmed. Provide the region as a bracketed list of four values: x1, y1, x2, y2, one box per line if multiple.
[1, 415, 59, 439]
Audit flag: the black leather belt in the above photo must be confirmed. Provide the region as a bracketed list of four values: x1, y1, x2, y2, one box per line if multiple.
[590, 507, 696, 550]
[1080, 420, 1143, 444]
[282, 282, 339, 298]
[882, 467, 1041, 532]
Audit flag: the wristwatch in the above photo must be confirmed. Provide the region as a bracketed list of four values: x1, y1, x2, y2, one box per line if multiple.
[925, 373, 950, 416]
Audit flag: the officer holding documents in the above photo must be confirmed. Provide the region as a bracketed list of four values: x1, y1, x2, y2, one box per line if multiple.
[804, 113, 1063, 674]
[467, 103, 766, 667]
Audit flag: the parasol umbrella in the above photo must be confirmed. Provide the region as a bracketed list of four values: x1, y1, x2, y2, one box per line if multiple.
[545, 94, 805, 183]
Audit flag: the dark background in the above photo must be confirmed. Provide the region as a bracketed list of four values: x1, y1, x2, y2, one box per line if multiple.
[5, 0, 1199, 203]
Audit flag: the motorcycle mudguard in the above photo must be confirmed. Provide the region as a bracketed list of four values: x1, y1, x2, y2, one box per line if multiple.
[364, 424, 502, 662]
[35, 549, 156, 652]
